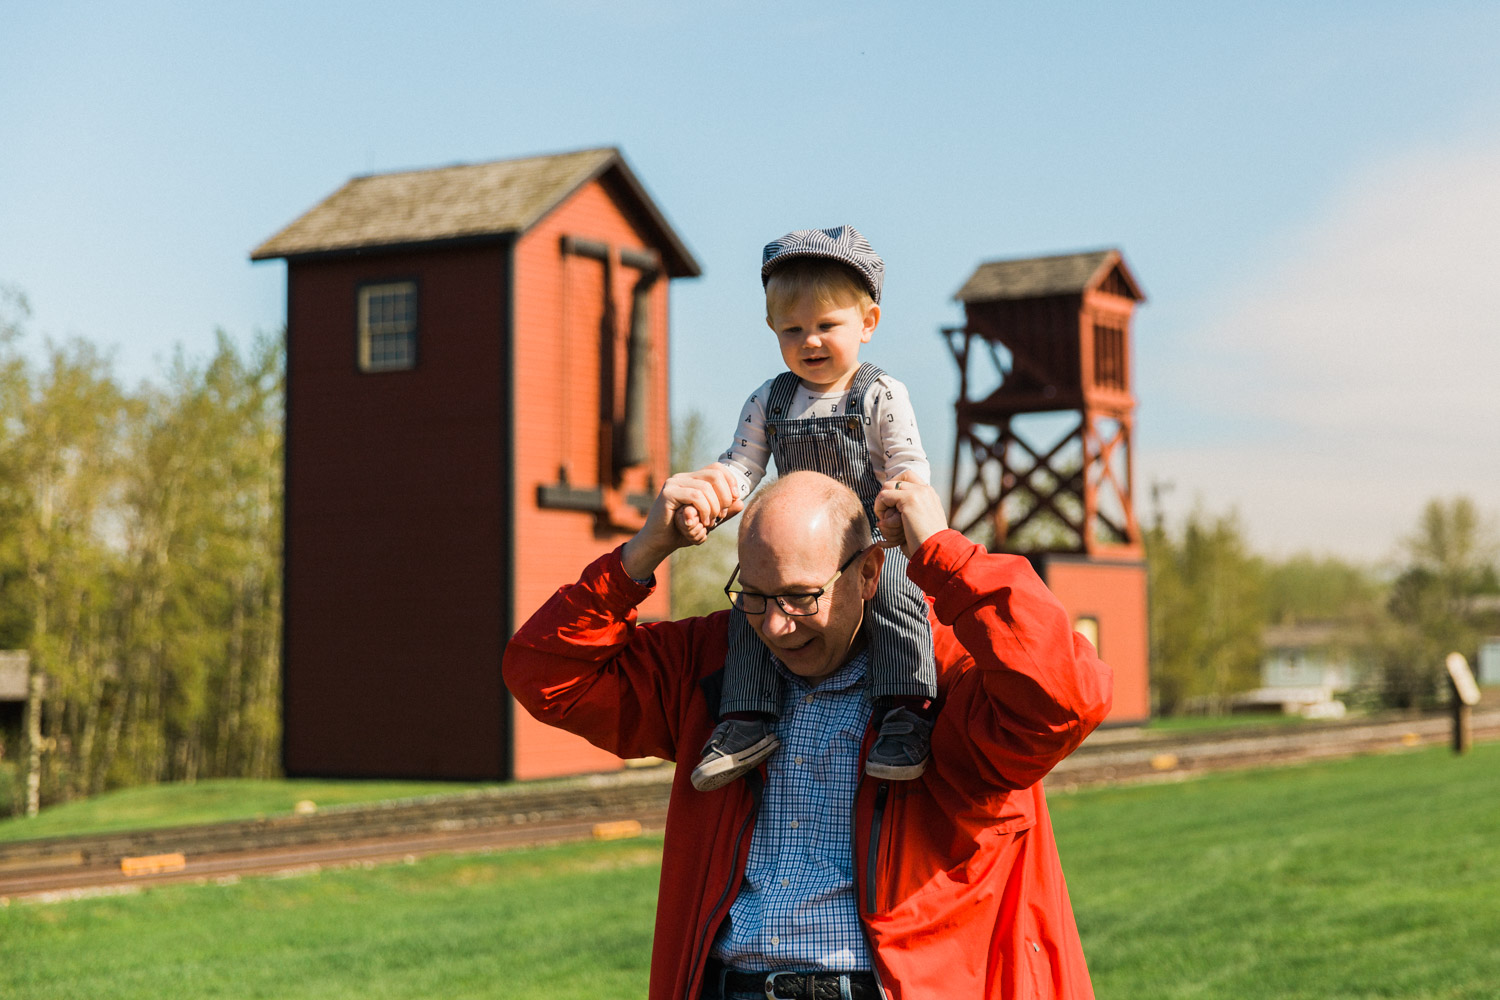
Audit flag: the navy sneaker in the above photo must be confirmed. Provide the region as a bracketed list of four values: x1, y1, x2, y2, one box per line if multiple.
[865, 706, 933, 780]
[690, 718, 780, 791]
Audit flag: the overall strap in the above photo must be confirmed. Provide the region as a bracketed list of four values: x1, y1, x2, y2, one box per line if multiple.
[844, 363, 885, 419]
[764, 371, 805, 421]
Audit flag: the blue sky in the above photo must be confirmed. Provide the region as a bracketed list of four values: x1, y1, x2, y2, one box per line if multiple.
[5, 2, 1499, 561]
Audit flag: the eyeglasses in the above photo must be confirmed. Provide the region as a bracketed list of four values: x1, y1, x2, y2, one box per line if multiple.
[723, 545, 871, 616]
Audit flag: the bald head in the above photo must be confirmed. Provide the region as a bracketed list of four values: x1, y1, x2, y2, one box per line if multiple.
[734, 472, 880, 681]
[739, 472, 869, 563]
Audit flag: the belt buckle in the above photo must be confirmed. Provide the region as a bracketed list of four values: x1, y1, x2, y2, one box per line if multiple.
[764, 972, 798, 1000]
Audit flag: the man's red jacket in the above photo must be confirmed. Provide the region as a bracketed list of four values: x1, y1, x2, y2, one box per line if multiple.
[503, 529, 1113, 1000]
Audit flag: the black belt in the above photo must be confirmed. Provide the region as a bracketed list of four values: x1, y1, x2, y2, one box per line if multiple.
[719, 967, 878, 1000]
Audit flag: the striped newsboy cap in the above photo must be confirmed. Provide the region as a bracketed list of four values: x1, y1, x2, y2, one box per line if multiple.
[761, 225, 885, 304]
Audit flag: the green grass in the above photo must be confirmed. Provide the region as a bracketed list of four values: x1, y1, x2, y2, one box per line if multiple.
[0, 837, 660, 999]
[0, 778, 502, 843]
[3, 745, 1498, 999]
[1143, 711, 1314, 734]
[1052, 742, 1500, 999]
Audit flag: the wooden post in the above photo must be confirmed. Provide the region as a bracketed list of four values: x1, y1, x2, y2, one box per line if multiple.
[1452, 685, 1472, 755]
[1446, 652, 1480, 756]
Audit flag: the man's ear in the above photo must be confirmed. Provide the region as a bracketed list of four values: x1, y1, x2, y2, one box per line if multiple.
[859, 546, 884, 600]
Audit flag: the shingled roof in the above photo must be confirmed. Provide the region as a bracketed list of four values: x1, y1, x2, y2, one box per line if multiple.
[251, 146, 699, 276]
[955, 249, 1143, 303]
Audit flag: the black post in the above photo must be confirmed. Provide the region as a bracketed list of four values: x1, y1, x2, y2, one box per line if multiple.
[1446, 652, 1478, 756]
[1451, 678, 1472, 755]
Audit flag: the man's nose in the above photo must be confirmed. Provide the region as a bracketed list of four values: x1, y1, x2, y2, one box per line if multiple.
[760, 603, 797, 636]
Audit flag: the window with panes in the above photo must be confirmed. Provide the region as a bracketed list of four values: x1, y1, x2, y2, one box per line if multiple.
[357, 281, 418, 372]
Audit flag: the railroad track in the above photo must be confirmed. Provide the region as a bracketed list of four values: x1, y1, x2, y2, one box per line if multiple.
[0, 771, 674, 901]
[3, 709, 1494, 900]
[0, 809, 670, 902]
[1052, 707, 1500, 787]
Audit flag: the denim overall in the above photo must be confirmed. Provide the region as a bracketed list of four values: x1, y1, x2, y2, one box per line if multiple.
[719, 363, 938, 715]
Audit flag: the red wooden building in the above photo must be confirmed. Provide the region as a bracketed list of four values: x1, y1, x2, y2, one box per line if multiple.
[946, 249, 1150, 724]
[251, 147, 699, 781]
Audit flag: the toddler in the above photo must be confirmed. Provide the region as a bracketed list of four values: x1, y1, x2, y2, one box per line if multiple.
[679, 225, 938, 792]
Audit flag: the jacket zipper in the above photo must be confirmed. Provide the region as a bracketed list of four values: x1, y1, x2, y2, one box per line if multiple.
[863, 781, 889, 914]
[685, 770, 763, 1000]
[863, 779, 895, 999]
[856, 702, 893, 999]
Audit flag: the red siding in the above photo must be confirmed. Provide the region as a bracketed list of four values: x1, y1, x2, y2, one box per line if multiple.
[283, 244, 509, 779]
[1040, 559, 1150, 725]
[508, 179, 675, 780]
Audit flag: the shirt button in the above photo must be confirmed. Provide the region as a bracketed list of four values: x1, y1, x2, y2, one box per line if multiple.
[780, 877, 789, 887]
[789, 820, 799, 829]
[771, 936, 780, 946]
[795, 756, 804, 765]
[803, 695, 814, 704]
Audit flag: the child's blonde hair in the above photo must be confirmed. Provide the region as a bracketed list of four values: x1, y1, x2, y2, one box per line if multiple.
[764, 258, 875, 321]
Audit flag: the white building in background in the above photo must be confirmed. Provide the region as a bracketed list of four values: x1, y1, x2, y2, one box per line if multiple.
[1236, 624, 1359, 719]
[1478, 638, 1500, 687]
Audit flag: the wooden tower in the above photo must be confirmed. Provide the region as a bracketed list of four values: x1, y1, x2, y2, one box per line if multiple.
[252, 147, 699, 781]
[946, 249, 1150, 723]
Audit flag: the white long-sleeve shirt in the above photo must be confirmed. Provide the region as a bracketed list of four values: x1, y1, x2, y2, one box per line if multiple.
[715, 372, 930, 499]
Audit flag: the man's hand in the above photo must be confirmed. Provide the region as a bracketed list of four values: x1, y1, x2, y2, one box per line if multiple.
[873, 473, 949, 558]
[621, 464, 743, 580]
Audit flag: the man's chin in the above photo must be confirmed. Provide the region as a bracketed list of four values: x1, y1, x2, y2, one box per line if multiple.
[777, 642, 836, 681]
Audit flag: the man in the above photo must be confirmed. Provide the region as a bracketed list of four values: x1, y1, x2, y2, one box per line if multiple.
[504, 466, 1112, 999]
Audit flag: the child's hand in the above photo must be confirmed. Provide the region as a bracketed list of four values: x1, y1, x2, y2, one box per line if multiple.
[622, 464, 743, 580]
[674, 504, 710, 545]
[874, 473, 948, 558]
[669, 462, 743, 545]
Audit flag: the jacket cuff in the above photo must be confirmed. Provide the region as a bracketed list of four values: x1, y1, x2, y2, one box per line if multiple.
[598, 544, 658, 611]
[906, 529, 983, 622]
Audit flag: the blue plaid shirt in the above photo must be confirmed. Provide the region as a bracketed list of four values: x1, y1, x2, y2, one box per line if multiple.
[711, 648, 874, 973]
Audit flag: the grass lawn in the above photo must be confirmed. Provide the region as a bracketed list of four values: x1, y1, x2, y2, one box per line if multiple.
[4, 743, 1498, 999]
[1052, 741, 1500, 999]
[1142, 712, 1315, 735]
[1, 838, 661, 1000]
[0, 778, 515, 843]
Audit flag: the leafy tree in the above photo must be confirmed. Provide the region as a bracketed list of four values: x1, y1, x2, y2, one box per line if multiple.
[668, 410, 737, 620]
[4, 336, 128, 811]
[113, 332, 284, 787]
[1372, 497, 1497, 708]
[1147, 505, 1266, 716]
[1263, 554, 1381, 626]
[0, 284, 285, 814]
[0, 285, 34, 649]
[1405, 497, 1496, 602]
